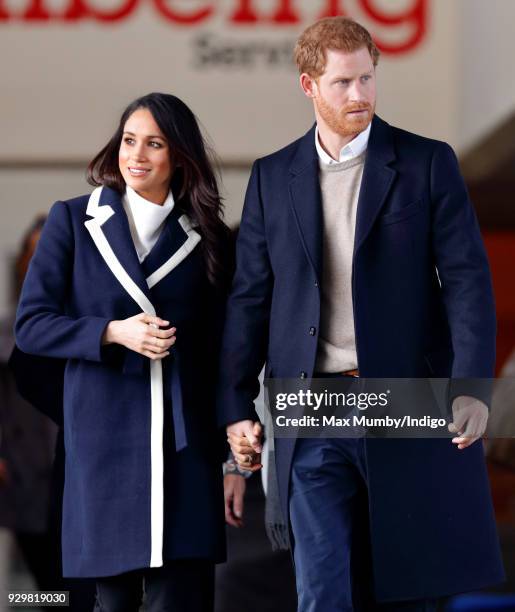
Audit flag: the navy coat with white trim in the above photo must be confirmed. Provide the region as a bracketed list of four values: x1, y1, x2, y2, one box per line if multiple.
[15, 186, 226, 578]
[217, 116, 504, 601]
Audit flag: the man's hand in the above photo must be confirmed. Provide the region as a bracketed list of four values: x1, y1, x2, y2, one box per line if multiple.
[227, 420, 263, 472]
[224, 474, 246, 527]
[448, 395, 489, 449]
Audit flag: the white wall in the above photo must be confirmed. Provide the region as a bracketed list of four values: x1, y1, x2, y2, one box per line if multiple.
[458, 0, 515, 152]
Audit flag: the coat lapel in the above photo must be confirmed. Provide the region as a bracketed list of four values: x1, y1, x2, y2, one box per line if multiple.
[142, 208, 186, 277]
[142, 208, 201, 290]
[288, 125, 323, 282]
[354, 115, 397, 253]
[85, 186, 202, 312]
[85, 186, 155, 314]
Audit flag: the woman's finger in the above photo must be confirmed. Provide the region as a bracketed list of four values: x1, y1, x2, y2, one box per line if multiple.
[143, 337, 175, 352]
[148, 327, 176, 339]
[141, 314, 169, 327]
[145, 337, 170, 349]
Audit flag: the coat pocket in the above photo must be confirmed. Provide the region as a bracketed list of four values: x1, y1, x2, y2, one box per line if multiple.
[378, 199, 423, 226]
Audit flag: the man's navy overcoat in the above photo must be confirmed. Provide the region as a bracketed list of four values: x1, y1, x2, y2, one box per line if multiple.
[217, 116, 504, 601]
[15, 186, 226, 577]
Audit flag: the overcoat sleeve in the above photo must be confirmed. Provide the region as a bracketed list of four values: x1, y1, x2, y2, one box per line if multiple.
[15, 201, 111, 362]
[430, 143, 496, 400]
[217, 160, 274, 427]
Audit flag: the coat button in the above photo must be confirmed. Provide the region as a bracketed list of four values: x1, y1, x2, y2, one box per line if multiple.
[300, 371, 307, 379]
[314, 281, 319, 288]
[309, 326, 316, 336]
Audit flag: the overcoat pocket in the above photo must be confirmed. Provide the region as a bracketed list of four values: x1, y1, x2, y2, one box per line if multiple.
[378, 199, 423, 226]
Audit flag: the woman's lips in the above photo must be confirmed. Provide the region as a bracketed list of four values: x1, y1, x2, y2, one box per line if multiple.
[128, 167, 150, 177]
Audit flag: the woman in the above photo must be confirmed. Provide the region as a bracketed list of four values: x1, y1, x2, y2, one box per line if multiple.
[15, 93, 233, 611]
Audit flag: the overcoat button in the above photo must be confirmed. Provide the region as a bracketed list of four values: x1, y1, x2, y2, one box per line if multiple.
[309, 327, 316, 336]
[300, 371, 307, 379]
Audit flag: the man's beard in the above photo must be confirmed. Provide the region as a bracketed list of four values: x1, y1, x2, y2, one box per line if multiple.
[315, 95, 374, 137]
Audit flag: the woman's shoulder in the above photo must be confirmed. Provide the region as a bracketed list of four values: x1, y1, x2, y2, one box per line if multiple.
[58, 193, 92, 211]
[47, 192, 96, 223]
[42, 193, 95, 235]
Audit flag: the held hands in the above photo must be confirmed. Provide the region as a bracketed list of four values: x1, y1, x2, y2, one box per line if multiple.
[227, 420, 263, 472]
[103, 313, 176, 360]
[448, 395, 489, 449]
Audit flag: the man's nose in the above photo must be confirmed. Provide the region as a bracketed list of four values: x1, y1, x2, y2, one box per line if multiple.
[348, 80, 366, 103]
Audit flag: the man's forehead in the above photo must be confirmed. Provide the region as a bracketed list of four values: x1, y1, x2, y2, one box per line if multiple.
[323, 46, 374, 68]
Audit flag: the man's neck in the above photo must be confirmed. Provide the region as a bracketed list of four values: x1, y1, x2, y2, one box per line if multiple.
[316, 123, 357, 162]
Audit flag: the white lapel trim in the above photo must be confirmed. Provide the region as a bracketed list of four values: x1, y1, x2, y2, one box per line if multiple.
[146, 215, 201, 289]
[84, 187, 199, 570]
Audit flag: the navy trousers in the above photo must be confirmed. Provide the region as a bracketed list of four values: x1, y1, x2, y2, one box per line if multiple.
[289, 437, 440, 612]
[93, 560, 214, 612]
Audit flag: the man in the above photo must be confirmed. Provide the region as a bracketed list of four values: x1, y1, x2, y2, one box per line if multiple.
[217, 17, 504, 611]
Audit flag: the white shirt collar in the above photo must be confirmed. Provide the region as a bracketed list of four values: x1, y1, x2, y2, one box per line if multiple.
[315, 122, 371, 165]
[125, 185, 175, 212]
[122, 186, 175, 262]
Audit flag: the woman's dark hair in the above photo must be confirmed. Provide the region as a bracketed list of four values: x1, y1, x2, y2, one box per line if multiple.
[87, 92, 231, 290]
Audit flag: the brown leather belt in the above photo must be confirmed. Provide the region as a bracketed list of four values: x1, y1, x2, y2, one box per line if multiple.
[313, 369, 360, 378]
[341, 369, 359, 377]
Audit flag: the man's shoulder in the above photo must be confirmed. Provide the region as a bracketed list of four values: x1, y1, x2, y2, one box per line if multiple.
[254, 128, 313, 172]
[386, 120, 451, 156]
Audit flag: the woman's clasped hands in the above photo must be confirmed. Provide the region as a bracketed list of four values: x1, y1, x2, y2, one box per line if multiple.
[103, 313, 176, 360]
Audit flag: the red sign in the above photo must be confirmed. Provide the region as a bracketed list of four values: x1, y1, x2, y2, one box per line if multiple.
[0, 0, 427, 55]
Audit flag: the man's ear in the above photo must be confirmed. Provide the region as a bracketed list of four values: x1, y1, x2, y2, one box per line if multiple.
[300, 73, 318, 99]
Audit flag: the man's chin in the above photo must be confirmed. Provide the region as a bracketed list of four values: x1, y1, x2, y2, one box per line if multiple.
[337, 117, 371, 137]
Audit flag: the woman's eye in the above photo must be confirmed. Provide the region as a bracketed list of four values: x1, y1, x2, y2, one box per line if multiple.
[124, 137, 135, 145]
[149, 141, 162, 148]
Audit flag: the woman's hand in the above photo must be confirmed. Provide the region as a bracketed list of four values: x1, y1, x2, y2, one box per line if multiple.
[224, 474, 246, 527]
[102, 313, 176, 360]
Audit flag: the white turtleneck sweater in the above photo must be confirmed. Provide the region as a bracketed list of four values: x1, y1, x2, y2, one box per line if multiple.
[122, 186, 175, 262]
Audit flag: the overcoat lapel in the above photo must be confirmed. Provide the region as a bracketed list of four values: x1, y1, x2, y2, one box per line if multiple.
[84, 186, 155, 313]
[142, 208, 187, 279]
[288, 125, 323, 283]
[84, 186, 201, 305]
[288, 117, 397, 277]
[144, 212, 201, 290]
[354, 115, 397, 253]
